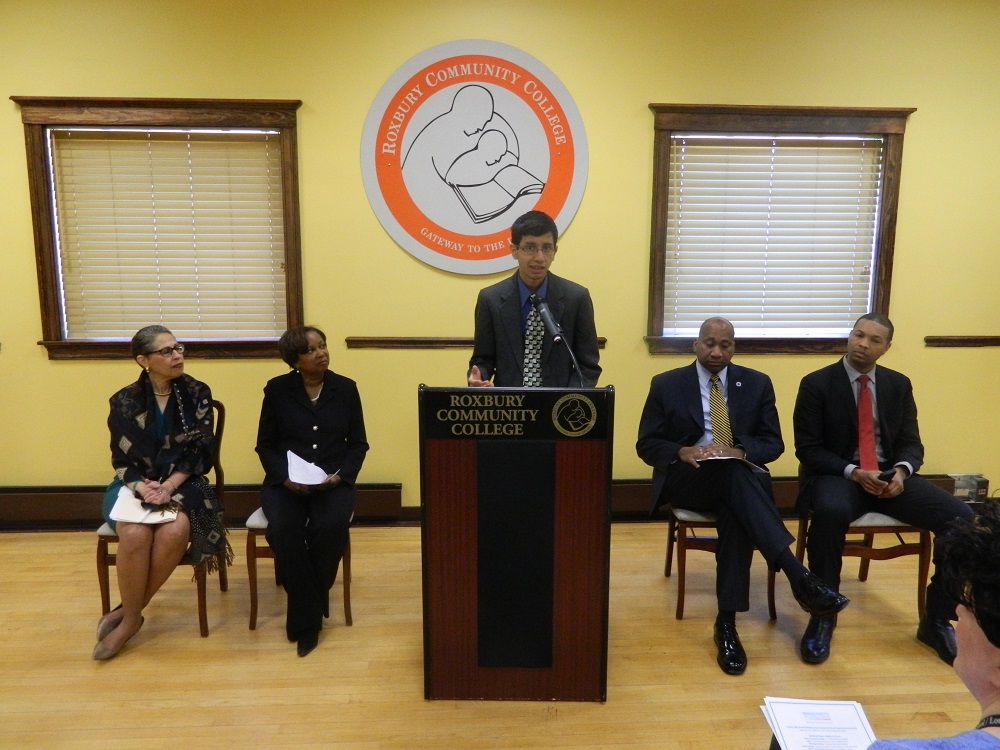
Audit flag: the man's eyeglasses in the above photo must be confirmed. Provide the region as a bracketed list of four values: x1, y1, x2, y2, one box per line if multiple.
[147, 344, 185, 357]
[514, 243, 556, 256]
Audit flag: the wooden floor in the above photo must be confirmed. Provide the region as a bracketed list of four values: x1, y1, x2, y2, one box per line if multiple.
[0, 523, 977, 748]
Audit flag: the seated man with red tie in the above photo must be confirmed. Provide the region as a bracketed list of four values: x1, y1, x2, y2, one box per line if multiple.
[637, 317, 849, 676]
[793, 312, 975, 666]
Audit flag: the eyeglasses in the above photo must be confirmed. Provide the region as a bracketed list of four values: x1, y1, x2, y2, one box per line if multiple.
[514, 243, 556, 256]
[147, 344, 185, 357]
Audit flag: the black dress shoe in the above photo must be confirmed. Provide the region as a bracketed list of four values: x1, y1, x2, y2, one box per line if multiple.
[917, 616, 957, 665]
[791, 573, 850, 618]
[713, 622, 747, 675]
[297, 630, 319, 657]
[800, 616, 835, 664]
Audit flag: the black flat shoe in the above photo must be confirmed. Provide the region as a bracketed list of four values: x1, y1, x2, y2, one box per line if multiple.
[713, 621, 747, 675]
[917, 616, 957, 665]
[297, 630, 319, 658]
[800, 616, 835, 664]
[792, 573, 850, 618]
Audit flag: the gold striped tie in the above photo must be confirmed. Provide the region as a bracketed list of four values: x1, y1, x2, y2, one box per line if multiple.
[709, 375, 734, 447]
[522, 306, 544, 387]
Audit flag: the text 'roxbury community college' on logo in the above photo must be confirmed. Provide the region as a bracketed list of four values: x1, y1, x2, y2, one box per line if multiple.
[360, 40, 589, 275]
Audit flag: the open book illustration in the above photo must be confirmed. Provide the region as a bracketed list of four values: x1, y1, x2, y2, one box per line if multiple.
[451, 164, 545, 224]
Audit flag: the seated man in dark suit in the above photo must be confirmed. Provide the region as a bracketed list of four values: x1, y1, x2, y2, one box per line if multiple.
[637, 317, 848, 676]
[793, 312, 974, 666]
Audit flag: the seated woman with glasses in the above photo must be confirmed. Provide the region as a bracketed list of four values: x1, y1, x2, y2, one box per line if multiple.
[255, 326, 369, 657]
[866, 502, 1000, 749]
[93, 325, 229, 660]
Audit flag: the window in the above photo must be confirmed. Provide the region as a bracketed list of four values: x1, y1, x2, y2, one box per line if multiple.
[646, 104, 913, 354]
[12, 97, 304, 359]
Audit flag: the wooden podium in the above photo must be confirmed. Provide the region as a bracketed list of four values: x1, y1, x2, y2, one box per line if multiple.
[418, 386, 614, 701]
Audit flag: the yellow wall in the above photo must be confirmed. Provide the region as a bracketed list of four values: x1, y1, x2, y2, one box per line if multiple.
[2, 0, 998, 505]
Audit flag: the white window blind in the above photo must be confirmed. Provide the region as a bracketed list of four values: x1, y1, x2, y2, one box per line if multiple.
[662, 134, 884, 338]
[49, 128, 288, 340]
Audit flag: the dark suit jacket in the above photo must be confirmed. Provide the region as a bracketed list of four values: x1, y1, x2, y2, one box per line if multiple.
[469, 271, 601, 388]
[636, 362, 784, 513]
[255, 370, 369, 488]
[793, 359, 924, 484]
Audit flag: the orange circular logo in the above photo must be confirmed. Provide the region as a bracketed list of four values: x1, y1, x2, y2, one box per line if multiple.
[361, 40, 588, 275]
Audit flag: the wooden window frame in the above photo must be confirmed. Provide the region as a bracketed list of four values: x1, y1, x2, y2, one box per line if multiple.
[11, 96, 304, 360]
[646, 104, 914, 354]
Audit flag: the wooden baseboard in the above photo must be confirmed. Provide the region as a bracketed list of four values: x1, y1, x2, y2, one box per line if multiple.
[0, 475, 958, 531]
[0, 483, 403, 531]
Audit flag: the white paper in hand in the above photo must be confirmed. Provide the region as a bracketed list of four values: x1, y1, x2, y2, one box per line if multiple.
[287, 450, 329, 485]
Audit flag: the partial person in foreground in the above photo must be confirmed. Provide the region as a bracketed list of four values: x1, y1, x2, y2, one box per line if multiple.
[794, 313, 974, 666]
[867, 501, 1000, 749]
[468, 209, 601, 388]
[255, 326, 369, 657]
[95, 325, 229, 660]
[636, 317, 848, 676]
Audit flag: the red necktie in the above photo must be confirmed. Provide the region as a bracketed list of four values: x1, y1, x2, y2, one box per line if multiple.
[856, 374, 878, 471]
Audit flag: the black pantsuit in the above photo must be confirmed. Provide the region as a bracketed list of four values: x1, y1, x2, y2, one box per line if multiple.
[262, 481, 354, 639]
[256, 369, 368, 641]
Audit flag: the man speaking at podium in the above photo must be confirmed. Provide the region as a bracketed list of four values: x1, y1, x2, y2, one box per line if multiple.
[468, 210, 601, 388]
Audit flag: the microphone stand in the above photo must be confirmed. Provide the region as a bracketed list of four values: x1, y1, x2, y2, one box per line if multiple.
[531, 294, 582, 386]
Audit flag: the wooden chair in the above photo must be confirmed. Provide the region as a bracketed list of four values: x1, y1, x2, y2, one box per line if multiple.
[664, 505, 777, 620]
[96, 399, 229, 637]
[794, 510, 931, 618]
[246, 508, 352, 630]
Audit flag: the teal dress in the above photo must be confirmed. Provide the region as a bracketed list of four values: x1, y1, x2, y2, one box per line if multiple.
[101, 400, 172, 530]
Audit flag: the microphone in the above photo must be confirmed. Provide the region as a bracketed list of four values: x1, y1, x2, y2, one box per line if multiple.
[530, 295, 563, 343]
[529, 293, 583, 386]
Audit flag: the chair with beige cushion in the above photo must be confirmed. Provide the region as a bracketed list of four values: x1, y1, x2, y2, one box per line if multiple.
[96, 399, 229, 637]
[246, 508, 352, 630]
[794, 510, 931, 617]
[664, 504, 777, 620]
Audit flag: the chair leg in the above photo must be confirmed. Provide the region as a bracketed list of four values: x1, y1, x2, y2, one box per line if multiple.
[247, 530, 259, 630]
[766, 568, 777, 621]
[218, 551, 229, 592]
[664, 518, 676, 577]
[917, 530, 931, 619]
[859, 534, 874, 581]
[675, 528, 687, 620]
[343, 534, 353, 627]
[794, 517, 808, 563]
[195, 564, 209, 637]
[97, 537, 111, 615]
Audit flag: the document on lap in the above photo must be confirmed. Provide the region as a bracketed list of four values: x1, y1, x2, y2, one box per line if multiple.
[761, 696, 877, 750]
[696, 455, 768, 474]
[286, 450, 329, 485]
[109, 485, 178, 525]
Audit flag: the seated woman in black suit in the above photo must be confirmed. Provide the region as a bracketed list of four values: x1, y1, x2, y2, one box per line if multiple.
[255, 326, 369, 657]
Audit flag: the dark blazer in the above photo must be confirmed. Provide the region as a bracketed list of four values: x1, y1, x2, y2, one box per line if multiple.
[793, 359, 924, 483]
[255, 370, 369, 488]
[469, 271, 601, 388]
[636, 362, 784, 513]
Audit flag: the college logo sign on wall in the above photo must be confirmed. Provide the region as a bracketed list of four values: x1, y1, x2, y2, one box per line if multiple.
[361, 40, 588, 275]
